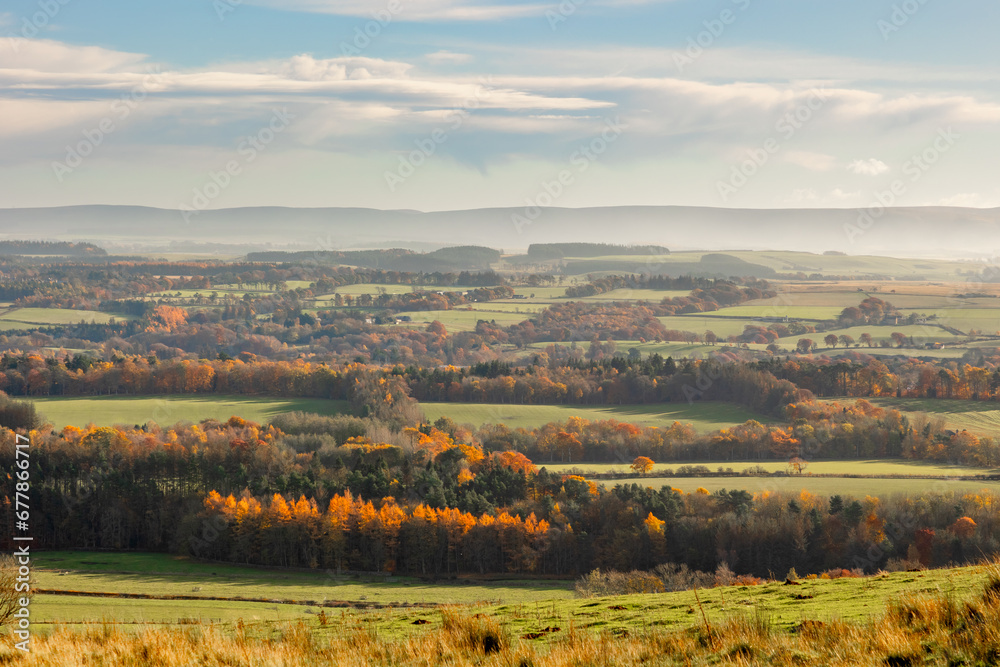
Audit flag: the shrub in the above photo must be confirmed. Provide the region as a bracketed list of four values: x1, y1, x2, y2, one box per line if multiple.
[0, 393, 39, 431]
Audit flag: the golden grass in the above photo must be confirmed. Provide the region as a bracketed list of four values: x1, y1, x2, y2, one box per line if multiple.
[6, 561, 1000, 666]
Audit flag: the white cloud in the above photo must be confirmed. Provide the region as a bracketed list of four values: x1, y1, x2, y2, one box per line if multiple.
[829, 188, 862, 201]
[0, 39, 147, 73]
[282, 54, 413, 81]
[847, 158, 889, 176]
[425, 50, 473, 65]
[785, 151, 836, 171]
[938, 193, 997, 208]
[781, 188, 818, 204]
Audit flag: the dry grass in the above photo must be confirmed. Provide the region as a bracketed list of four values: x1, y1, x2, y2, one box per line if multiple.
[6, 561, 1000, 665]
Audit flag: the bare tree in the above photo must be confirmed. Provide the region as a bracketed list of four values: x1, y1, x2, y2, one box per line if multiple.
[0, 555, 30, 628]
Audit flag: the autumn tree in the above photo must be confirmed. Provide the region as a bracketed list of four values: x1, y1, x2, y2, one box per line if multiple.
[630, 456, 654, 475]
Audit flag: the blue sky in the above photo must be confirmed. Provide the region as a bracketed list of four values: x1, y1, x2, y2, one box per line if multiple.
[2, 0, 998, 211]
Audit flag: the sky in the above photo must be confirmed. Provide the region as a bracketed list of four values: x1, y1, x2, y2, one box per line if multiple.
[1, 0, 998, 211]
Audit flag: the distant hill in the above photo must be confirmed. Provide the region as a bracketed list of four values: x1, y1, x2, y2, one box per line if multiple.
[1, 205, 999, 257]
[526, 243, 670, 260]
[0, 240, 106, 257]
[246, 245, 501, 272]
[562, 253, 777, 278]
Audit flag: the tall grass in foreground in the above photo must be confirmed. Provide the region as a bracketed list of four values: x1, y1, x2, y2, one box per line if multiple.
[5, 561, 1000, 666]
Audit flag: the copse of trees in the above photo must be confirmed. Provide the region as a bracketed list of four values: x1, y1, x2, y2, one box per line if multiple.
[0, 240, 106, 257]
[4, 399, 998, 578]
[0, 393, 38, 430]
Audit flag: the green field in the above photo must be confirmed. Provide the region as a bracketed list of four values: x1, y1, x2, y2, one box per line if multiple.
[601, 475, 1000, 496]
[559, 251, 973, 281]
[543, 459, 999, 477]
[421, 401, 768, 432]
[394, 309, 531, 331]
[657, 316, 769, 338]
[465, 302, 549, 314]
[0, 307, 133, 326]
[29, 552, 998, 636]
[709, 305, 844, 320]
[29, 395, 348, 428]
[32, 552, 573, 626]
[900, 308, 1000, 335]
[783, 324, 960, 349]
[577, 288, 692, 302]
[864, 397, 1000, 437]
[321, 284, 470, 296]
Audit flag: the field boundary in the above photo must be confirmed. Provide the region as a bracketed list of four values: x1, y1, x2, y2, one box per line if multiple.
[37, 589, 434, 609]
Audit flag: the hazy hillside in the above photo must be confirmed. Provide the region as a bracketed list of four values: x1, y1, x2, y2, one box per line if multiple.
[1, 205, 998, 257]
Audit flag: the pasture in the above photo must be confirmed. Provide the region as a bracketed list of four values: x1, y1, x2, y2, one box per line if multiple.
[599, 475, 1000, 496]
[393, 309, 531, 331]
[657, 315, 768, 338]
[864, 397, 1000, 437]
[421, 401, 767, 432]
[32, 551, 573, 626]
[29, 395, 348, 428]
[543, 459, 999, 477]
[577, 288, 692, 302]
[0, 307, 133, 326]
[781, 324, 960, 350]
[27, 551, 998, 635]
[708, 305, 844, 320]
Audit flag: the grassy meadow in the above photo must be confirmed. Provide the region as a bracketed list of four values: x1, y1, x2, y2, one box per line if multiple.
[600, 475, 1000, 497]
[864, 397, 1000, 436]
[18, 552, 1000, 666]
[32, 552, 572, 627]
[543, 459, 1000, 477]
[28, 551, 997, 631]
[394, 309, 531, 331]
[28, 395, 348, 428]
[421, 401, 766, 432]
[0, 307, 133, 326]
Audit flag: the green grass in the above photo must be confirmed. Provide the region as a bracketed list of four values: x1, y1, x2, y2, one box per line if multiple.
[31, 551, 998, 635]
[421, 402, 769, 432]
[576, 289, 693, 302]
[32, 552, 574, 625]
[899, 308, 1000, 335]
[465, 302, 549, 314]
[394, 309, 530, 331]
[549, 340, 769, 359]
[863, 397, 1000, 437]
[559, 251, 972, 281]
[0, 308, 134, 326]
[32, 595, 315, 625]
[781, 324, 959, 349]
[29, 395, 348, 429]
[542, 459, 999, 477]
[601, 475, 1000, 496]
[321, 284, 472, 296]
[708, 305, 845, 320]
[506, 562, 992, 631]
[834, 346, 970, 359]
[657, 316, 769, 338]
